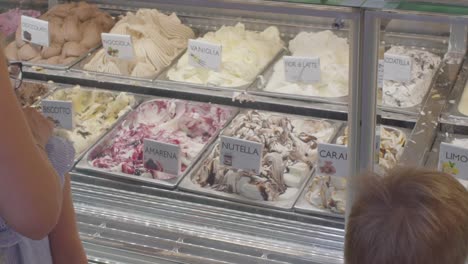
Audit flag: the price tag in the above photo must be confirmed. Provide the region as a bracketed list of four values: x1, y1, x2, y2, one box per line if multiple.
[438, 142, 468, 182]
[188, 39, 222, 71]
[318, 143, 349, 178]
[41, 100, 73, 130]
[21, 16, 49, 47]
[220, 136, 263, 173]
[377, 59, 384, 88]
[143, 139, 181, 176]
[101, 33, 135, 60]
[284, 56, 321, 83]
[383, 54, 412, 82]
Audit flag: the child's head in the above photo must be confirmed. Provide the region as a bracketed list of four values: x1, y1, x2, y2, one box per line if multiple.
[345, 167, 468, 264]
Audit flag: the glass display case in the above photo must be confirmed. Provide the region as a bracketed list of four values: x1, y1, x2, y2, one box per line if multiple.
[1, 0, 468, 263]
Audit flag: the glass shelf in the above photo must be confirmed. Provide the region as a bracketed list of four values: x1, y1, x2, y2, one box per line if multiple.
[364, 0, 468, 15]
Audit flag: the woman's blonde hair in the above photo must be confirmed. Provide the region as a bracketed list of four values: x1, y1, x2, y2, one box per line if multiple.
[345, 167, 468, 264]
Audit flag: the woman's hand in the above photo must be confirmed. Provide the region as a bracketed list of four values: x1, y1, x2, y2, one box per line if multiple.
[22, 107, 54, 148]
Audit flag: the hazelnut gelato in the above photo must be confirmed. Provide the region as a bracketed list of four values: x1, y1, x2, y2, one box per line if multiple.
[5, 2, 115, 66]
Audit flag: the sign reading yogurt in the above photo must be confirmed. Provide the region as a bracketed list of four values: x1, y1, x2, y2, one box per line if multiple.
[41, 100, 73, 130]
[188, 39, 222, 71]
[318, 143, 349, 178]
[284, 56, 321, 83]
[21, 16, 49, 47]
[438, 142, 468, 182]
[101, 33, 135, 60]
[220, 136, 263, 173]
[383, 54, 412, 82]
[143, 139, 181, 176]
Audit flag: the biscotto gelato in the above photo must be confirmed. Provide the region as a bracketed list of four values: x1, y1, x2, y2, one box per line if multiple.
[5, 2, 115, 65]
[305, 126, 407, 214]
[90, 99, 235, 180]
[382, 46, 441, 108]
[15, 82, 49, 107]
[193, 110, 336, 202]
[0, 9, 41, 37]
[45, 85, 136, 156]
[167, 23, 283, 87]
[83, 9, 194, 78]
[264, 30, 349, 97]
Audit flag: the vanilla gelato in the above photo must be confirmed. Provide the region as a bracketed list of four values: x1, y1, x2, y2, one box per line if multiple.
[383, 46, 441, 108]
[45, 86, 136, 156]
[84, 9, 194, 78]
[167, 23, 284, 87]
[264, 30, 349, 97]
[5, 2, 115, 65]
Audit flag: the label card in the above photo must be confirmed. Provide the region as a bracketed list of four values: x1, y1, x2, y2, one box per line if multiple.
[188, 39, 222, 71]
[377, 59, 384, 88]
[143, 139, 181, 176]
[284, 56, 321, 83]
[101, 33, 135, 60]
[41, 100, 73, 130]
[21, 16, 49, 47]
[438, 142, 468, 181]
[318, 143, 349, 178]
[220, 136, 263, 173]
[383, 54, 412, 82]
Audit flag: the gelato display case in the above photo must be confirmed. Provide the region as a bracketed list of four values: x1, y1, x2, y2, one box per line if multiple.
[3, 0, 468, 263]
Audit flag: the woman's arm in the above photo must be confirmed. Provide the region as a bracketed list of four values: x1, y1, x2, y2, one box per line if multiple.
[49, 174, 87, 264]
[0, 49, 62, 239]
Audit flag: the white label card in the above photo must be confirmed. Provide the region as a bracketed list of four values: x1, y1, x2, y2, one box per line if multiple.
[101, 33, 135, 60]
[21, 16, 49, 47]
[220, 136, 263, 174]
[284, 56, 321, 83]
[383, 54, 412, 82]
[143, 139, 181, 176]
[318, 143, 349, 178]
[41, 100, 73, 130]
[438, 142, 468, 182]
[188, 39, 222, 71]
[377, 59, 384, 88]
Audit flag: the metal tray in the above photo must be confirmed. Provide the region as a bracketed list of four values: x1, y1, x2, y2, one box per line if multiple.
[38, 84, 144, 163]
[75, 98, 239, 189]
[294, 125, 411, 218]
[179, 110, 343, 210]
[156, 16, 290, 92]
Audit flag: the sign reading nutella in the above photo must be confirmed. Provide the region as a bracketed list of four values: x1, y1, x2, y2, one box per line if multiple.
[143, 139, 181, 176]
[284, 56, 321, 83]
[41, 100, 73, 130]
[317, 143, 349, 178]
[383, 54, 412, 82]
[188, 39, 222, 71]
[21, 16, 49, 47]
[438, 142, 468, 182]
[101, 33, 135, 60]
[220, 136, 263, 173]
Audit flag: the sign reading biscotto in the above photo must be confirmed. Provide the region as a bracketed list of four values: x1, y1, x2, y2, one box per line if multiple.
[317, 143, 349, 178]
[143, 139, 181, 176]
[383, 54, 412, 82]
[220, 136, 263, 173]
[41, 100, 73, 130]
[438, 142, 468, 182]
[284, 56, 321, 83]
[21, 16, 49, 47]
[101, 33, 135, 60]
[188, 39, 222, 71]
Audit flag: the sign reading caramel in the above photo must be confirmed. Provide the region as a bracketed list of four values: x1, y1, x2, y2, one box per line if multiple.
[317, 143, 349, 178]
[143, 139, 181, 176]
[220, 136, 263, 173]
[101, 33, 135, 60]
[188, 39, 222, 71]
[41, 100, 73, 130]
[21, 16, 49, 47]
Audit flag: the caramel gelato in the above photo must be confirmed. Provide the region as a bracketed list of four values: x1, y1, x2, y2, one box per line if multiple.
[5, 2, 115, 66]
